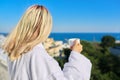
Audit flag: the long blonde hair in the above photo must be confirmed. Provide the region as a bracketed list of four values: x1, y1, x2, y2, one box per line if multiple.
[3, 5, 52, 60]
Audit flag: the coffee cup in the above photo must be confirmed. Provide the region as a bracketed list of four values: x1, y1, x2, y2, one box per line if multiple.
[68, 38, 80, 47]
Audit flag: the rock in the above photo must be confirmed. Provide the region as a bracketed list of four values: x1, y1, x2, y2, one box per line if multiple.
[0, 59, 9, 80]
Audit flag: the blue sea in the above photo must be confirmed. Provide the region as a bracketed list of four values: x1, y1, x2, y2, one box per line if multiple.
[0, 33, 120, 42]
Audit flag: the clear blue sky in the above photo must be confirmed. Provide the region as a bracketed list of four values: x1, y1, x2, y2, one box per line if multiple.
[0, 0, 120, 33]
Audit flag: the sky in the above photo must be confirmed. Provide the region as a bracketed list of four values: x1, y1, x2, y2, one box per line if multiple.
[0, 0, 120, 33]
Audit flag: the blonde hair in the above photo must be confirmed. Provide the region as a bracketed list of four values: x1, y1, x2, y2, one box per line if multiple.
[3, 5, 52, 60]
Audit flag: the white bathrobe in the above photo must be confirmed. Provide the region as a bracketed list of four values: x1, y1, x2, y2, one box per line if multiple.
[7, 43, 92, 80]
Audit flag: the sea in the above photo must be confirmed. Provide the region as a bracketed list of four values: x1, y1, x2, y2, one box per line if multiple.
[0, 32, 120, 43]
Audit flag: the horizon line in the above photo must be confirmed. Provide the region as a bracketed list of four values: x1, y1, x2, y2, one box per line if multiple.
[0, 32, 120, 34]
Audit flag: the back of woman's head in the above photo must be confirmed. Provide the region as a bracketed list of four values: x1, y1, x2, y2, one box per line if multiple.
[3, 5, 52, 60]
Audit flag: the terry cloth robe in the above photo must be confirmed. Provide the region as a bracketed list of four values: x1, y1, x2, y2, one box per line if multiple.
[7, 43, 92, 80]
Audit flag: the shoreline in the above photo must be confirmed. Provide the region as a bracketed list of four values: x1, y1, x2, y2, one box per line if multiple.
[0, 33, 120, 43]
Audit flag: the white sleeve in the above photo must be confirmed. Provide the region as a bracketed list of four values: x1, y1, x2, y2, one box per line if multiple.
[63, 51, 92, 80]
[29, 46, 92, 80]
[49, 51, 92, 80]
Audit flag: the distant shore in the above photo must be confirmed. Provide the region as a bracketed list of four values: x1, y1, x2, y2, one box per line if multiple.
[0, 32, 120, 42]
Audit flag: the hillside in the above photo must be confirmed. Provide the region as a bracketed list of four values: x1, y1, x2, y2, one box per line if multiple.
[55, 40, 120, 80]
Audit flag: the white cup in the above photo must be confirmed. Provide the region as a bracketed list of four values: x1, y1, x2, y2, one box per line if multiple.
[68, 38, 80, 47]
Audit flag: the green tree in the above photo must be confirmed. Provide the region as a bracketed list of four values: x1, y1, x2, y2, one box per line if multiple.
[101, 35, 115, 48]
[54, 40, 120, 80]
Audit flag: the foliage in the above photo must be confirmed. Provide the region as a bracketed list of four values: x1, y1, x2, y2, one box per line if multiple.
[115, 43, 120, 47]
[101, 35, 115, 48]
[54, 36, 120, 80]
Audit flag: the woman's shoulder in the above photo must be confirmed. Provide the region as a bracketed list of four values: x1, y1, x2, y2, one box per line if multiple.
[32, 43, 47, 56]
[24, 42, 54, 64]
[30, 43, 51, 59]
[23, 43, 44, 59]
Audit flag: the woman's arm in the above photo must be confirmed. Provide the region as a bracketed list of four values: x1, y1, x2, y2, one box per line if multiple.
[63, 51, 92, 80]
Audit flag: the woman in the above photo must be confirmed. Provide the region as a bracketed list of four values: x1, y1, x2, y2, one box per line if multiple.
[3, 5, 92, 80]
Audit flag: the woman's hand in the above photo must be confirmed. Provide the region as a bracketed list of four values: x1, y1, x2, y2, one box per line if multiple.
[71, 40, 83, 53]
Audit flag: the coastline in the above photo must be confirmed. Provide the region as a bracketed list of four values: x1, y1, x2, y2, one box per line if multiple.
[0, 32, 120, 42]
